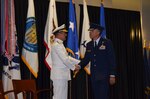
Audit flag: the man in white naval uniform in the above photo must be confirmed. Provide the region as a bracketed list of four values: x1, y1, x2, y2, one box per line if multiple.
[51, 24, 80, 99]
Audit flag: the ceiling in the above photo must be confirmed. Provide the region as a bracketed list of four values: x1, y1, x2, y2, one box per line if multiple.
[56, 0, 142, 11]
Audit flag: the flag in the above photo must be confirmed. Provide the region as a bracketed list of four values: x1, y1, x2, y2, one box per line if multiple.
[67, 0, 79, 59]
[3, 45, 23, 99]
[80, 0, 91, 75]
[2, 56, 15, 99]
[4, 0, 16, 60]
[21, 0, 38, 78]
[44, 0, 58, 70]
[67, 1, 79, 98]
[2, 0, 22, 98]
[100, 2, 106, 38]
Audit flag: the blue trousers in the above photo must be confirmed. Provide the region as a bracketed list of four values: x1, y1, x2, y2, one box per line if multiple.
[91, 79, 109, 99]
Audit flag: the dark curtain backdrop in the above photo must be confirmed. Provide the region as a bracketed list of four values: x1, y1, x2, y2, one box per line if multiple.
[0, 0, 144, 99]
[79, 5, 144, 99]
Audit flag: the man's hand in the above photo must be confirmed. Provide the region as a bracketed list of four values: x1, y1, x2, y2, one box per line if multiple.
[73, 64, 81, 78]
[74, 64, 81, 71]
[109, 77, 116, 85]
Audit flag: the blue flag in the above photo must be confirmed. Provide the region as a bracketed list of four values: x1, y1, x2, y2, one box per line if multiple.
[67, 0, 79, 59]
[100, 3, 106, 38]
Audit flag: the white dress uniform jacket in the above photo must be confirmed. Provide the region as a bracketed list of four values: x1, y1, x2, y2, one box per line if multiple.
[51, 38, 80, 80]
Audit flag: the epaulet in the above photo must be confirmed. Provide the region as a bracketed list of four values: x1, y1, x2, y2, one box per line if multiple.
[101, 37, 107, 40]
[101, 38, 108, 45]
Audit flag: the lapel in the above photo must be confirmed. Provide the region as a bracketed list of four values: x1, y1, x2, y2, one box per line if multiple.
[98, 37, 103, 48]
[91, 41, 94, 48]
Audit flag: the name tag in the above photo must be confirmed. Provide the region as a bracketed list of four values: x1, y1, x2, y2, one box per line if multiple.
[87, 50, 91, 52]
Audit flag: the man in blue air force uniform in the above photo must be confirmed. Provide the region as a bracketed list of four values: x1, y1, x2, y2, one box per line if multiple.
[50, 24, 80, 99]
[78, 23, 116, 99]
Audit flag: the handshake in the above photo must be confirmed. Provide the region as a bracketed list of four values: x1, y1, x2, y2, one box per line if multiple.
[74, 64, 81, 71]
[73, 64, 81, 78]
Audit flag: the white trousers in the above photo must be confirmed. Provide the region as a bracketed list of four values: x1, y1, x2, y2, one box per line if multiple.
[52, 79, 68, 99]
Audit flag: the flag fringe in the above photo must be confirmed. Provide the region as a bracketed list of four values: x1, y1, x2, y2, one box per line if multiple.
[21, 56, 38, 78]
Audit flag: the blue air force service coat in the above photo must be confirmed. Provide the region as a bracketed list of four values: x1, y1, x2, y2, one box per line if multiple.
[79, 37, 116, 81]
[51, 38, 80, 80]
